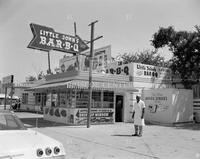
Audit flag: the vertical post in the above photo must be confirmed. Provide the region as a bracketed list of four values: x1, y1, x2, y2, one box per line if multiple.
[10, 85, 13, 110]
[74, 22, 77, 36]
[47, 51, 51, 74]
[36, 112, 38, 128]
[4, 87, 7, 110]
[87, 21, 96, 128]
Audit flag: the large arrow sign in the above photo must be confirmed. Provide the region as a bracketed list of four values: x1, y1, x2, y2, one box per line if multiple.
[28, 23, 89, 54]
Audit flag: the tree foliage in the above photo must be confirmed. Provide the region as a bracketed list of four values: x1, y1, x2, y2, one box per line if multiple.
[116, 49, 170, 67]
[26, 75, 37, 82]
[37, 71, 45, 80]
[151, 26, 200, 88]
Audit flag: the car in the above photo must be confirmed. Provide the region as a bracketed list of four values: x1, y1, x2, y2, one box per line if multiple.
[0, 110, 66, 159]
[0, 93, 19, 110]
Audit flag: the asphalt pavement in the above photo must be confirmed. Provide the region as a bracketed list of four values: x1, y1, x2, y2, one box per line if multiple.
[16, 112, 200, 159]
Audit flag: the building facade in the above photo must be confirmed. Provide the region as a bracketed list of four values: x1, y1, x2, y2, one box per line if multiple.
[24, 45, 198, 124]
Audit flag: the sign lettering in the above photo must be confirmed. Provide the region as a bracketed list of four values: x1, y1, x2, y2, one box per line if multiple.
[106, 66, 129, 75]
[28, 23, 89, 54]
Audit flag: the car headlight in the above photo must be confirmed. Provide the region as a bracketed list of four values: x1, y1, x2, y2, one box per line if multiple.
[54, 146, 60, 155]
[45, 147, 52, 156]
[36, 148, 43, 157]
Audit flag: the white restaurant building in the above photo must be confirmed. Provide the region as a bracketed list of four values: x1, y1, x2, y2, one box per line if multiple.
[23, 45, 199, 125]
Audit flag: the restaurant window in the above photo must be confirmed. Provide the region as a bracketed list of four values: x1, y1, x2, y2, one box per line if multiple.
[193, 85, 200, 99]
[41, 93, 47, 107]
[76, 90, 88, 108]
[59, 92, 67, 107]
[103, 91, 114, 108]
[22, 93, 28, 104]
[35, 93, 41, 105]
[92, 91, 101, 108]
[51, 93, 58, 107]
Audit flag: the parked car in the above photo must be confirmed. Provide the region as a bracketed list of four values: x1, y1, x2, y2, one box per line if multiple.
[0, 110, 66, 159]
[0, 93, 19, 110]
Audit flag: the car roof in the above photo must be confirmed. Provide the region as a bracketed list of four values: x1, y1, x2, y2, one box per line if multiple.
[0, 94, 19, 99]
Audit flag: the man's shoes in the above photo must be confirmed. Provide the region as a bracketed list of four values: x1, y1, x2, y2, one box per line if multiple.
[138, 134, 142, 137]
[132, 133, 138, 136]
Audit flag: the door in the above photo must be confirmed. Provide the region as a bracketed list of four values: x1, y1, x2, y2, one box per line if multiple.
[115, 95, 123, 122]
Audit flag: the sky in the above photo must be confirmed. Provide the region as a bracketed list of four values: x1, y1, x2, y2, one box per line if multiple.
[0, 0, 199, 83]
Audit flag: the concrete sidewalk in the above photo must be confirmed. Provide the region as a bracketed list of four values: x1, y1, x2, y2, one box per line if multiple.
[15, 112, 200, 159]
[33, 123, 200, 159]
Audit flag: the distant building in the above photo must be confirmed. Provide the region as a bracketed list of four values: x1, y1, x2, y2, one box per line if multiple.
[15, 79, 45, 111]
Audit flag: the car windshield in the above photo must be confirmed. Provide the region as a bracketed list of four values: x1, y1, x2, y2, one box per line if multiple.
[0, 113, 27, 130]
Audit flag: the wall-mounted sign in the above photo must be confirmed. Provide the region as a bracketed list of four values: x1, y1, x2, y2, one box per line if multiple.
[143, 89, 193, 124]
[75, 108, 114, 124]
[106, 62, 133, 76]
[106, 62, 171, 80]
[44, 107, 114, 125]
[59, 45, 112, 72]
[28, 23, 89, 54]
[106, 63, 130, 75]
[2, 75, 14, 87]
[133, 63, 171, 80]
[145, 94, 169, 113]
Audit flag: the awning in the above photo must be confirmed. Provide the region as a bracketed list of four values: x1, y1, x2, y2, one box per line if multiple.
[26, 80, 138, 92]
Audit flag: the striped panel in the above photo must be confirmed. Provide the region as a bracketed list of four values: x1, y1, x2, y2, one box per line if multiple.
[193, 99, 200, 111]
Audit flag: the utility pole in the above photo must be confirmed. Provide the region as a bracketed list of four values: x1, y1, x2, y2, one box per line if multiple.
[87, 20, 103, 128]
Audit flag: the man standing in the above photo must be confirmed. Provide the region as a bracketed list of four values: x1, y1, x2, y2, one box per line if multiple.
[132, 95, 145, 137]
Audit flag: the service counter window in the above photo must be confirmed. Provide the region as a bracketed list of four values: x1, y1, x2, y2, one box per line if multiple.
[35, 93, 41, 105]
[76, 90, 114, 108]
[34, 93, 47, 106]
[22, 93, 28, 104]
[92, 91, 101, 108]
[58, 90, 73, 108]
[76, 90, 102, 108]
[76, 90, 88, 108]
[59, 92, 66, 107]
[103, 91, 114, 108]
[51, 93, 58, 107]
[193, 85, 200, 99]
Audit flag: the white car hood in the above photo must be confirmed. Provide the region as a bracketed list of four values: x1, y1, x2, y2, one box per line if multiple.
[0, 129, 65, 158]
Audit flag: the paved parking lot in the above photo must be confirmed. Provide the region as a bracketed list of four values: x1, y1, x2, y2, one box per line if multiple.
[16, 112, 200, 159]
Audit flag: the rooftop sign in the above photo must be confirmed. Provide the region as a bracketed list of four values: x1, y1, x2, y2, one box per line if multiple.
[28, 23, 89, 54]
[2, 75, 14, 87]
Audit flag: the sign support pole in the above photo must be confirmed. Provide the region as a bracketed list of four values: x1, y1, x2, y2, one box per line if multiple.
[10, 84, 14, 110]
[4, 87, 7, 110]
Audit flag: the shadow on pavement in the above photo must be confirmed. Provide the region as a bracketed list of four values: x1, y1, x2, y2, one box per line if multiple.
[174, 123, 200, 131]
[145, 121, 200, 131]
[20, 117, 67, 128]
[111, 134, 133, 137]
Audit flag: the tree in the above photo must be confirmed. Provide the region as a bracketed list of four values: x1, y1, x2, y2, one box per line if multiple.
[26, 76, 37, 82]
[116, 49, 169, 67]
[151, 26, 200, 88]
[37, 71, 45, 80]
